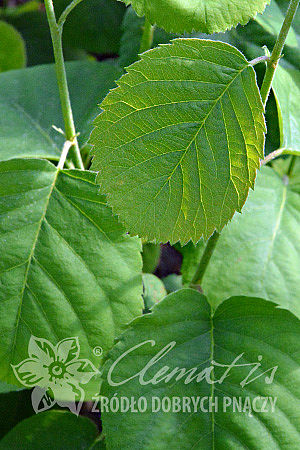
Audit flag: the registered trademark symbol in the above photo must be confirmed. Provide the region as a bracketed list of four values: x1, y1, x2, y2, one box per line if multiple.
[93, 346, 103, 357]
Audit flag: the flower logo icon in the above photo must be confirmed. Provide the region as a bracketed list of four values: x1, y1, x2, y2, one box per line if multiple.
[11, 336, 99, 415]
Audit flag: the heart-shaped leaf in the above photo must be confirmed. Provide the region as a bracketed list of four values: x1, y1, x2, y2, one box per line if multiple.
[90, 39, 265, 244]
[100, 289, 300, 448]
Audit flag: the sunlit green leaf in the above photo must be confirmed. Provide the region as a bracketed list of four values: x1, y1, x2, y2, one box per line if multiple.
[161, 273, 183, 293]
[120, 0, 270, 33]
[91, 39, 265, 244]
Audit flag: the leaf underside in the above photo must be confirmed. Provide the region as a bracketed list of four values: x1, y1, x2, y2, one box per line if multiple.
[0, 159, 143, 387]
[0, 61, 122, 162]
[90, 39, 265, 244]
[202, 166, 300, 318]
[101, 289, 300, 449]
[273, 63, 300, 154]
[121, 0, 270, 33]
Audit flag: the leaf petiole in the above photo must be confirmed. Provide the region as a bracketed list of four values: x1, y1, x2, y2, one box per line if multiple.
[57, 140, 74, 170]
[249, 55, 270, 66]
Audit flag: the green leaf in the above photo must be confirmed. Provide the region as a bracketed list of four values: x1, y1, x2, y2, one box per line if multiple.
[4, 1, 125, 63]
[119, 6, 145, 67]
[0, 61, 122, 162]
[118, 7, 235, 68]
[0, 410, 97, 449]
[0, 159, 143, 390]
[101, 289, 300, 448]
[202, 166, 300, 318]
[0, 380, 20, 393]
[232, 12, 300, 71]
[273, 63, 300, 154]
[90, 39, 265, 244]
[119, 6, 176, 67]
[142, 273, 167, 310]
[0, 21, 26, 72]
[273, 156, 300, 192]
[256, 0, 298, 48]
[161, 273, 183, 293]
[142, 242, 161, 273]
[120, 0, 270, 33]
[3, 8, 55, 66]
[3, 7, 89, 66]
[0, 388, 33, 439]
[276, 0, 300, 39]
[53, 0, 126, 54]
[175, 240, 205, 285]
